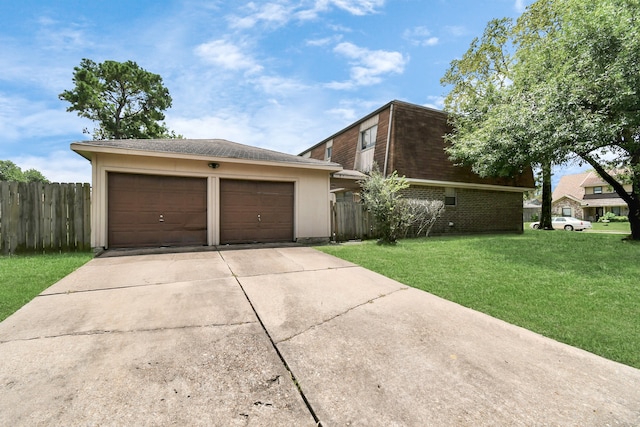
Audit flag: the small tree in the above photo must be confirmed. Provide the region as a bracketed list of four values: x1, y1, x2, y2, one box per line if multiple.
[403, 199, 445, 238]
[0, 160, 49, 183]
[359, 167, 411, 244]
[59, 59, 180, 140]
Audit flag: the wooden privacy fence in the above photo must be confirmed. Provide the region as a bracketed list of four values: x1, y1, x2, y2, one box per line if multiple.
[331, 200, 377, 241]
[0, 182, 91, 254]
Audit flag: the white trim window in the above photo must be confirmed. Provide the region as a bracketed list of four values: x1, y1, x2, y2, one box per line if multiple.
[325, 140, 333, 161]
[360, 125, 378, 150]
[445, 187, 457, 206]
[562, 207, 571, 216]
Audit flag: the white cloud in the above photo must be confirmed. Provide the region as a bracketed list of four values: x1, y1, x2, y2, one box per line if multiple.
[169, 113, 256, 143]
[514, 0, 527, 13]
[403, 26, 439, 47]
[445, 25, 467, 37]
[327, 42, 407, 89]
[0, 94, 85, 142]
[35, 15, 95, 52]
[253, 76, 311, 96]
[306, 35, 343, 47]
[13, 151, 92, 184]
[227, 2, 293, 29]
[308, 0, 385, 17]
[423, 96, 444, 110]
[194, 39, 263, 74]
[230, 0, 386, 24]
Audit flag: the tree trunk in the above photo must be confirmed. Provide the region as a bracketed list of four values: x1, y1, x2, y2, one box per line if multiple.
[628, 196, 640, 240]
[540, 160, 553, 230]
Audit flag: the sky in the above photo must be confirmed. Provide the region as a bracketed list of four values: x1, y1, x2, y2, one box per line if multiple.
[1, 0, 584, 185]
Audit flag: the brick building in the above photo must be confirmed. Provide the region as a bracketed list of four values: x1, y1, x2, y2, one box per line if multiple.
[300, 100, 534, 235]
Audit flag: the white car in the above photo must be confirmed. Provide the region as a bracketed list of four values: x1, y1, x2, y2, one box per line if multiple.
[530, 217, 592, 231]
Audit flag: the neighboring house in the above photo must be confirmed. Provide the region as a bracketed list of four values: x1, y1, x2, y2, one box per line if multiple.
[552, 171, 631, 221]
[71, 139, 341, 251]
[523, 199, 542, 222]
[300, 100, 535, 235]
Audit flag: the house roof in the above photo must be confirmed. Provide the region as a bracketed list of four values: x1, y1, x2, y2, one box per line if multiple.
[298, 100, 446, 156]
[582, 198, 628, 208]
[580, 169, 626, 187]
[552, 172, 589, 202]
[71, 138, 342, 171]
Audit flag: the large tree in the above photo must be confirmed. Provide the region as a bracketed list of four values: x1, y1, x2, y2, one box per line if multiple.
[441, 18, 561, 230]
[442, 0, 640, 239]
[59, 59, 180, 140]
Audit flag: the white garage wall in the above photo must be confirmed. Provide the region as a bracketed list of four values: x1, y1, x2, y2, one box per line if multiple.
[90, 153, 334, 248]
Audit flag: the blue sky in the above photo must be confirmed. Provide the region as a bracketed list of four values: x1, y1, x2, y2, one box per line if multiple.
[2, 0, 582, 184]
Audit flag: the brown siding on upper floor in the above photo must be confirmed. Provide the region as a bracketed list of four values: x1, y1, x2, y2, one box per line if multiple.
[373, 107, 390, 172]
[328, 125, 360, 170]
[389, 102, 534, 188]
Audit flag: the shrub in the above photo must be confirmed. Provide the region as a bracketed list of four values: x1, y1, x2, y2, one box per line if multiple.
[359, 167, 411, 244]
[359, 166, 446, 243]
[403, 199, 446, 237]
[599, 213, 628, 223]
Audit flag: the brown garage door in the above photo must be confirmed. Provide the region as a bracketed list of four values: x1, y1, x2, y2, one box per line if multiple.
[220, 180, 294, 244]
[108, 173, 207, 248]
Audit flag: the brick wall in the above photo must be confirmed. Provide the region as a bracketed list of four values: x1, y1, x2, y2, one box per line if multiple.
[552, 198, 583, 219]
[402, 185, 524, 235]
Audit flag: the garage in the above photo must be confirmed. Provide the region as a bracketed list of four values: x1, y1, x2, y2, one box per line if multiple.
[71, 138, 341, 250]
[220, 179, 294, 244]
[108, 173, 207, 248]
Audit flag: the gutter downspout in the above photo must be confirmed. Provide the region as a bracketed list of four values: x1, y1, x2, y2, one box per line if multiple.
[383, 103, 394, 178]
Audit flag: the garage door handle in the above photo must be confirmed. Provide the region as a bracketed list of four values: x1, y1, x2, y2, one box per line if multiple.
[257, 214, 261, 222]
[159, 214, 164, 223]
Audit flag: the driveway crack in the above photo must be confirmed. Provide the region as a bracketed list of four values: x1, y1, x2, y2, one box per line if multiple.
[277, 287, 408, 344]
[0, 321, 256, 344]
[218, 251, 324, 427]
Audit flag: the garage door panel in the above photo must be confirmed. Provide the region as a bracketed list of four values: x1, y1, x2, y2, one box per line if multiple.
[220, 180, 294, 244]
[108, 173, 207, 249]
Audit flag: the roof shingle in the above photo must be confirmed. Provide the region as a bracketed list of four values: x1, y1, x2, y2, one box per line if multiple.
[72, 138, 342, 169]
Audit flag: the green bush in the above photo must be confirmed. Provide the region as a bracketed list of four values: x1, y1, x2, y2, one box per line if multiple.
[359, 166, 411, 244]
[611, 216, 629, 222]
[599, 212, 628, 222]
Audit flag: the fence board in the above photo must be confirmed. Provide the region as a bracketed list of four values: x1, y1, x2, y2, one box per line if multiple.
[0, 181, 91, 254]
[332, 200, 377, 242]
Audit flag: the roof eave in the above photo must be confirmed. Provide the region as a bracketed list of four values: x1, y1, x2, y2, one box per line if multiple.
[70, 143, 343, 172]
[407, 177, 534, 193]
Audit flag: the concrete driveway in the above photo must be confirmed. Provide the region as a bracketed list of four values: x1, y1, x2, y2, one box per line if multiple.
[0, 247, 638, 426]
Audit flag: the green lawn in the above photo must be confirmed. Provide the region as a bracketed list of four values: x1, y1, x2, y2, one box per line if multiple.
[317, 230, 640, 369]
[0, 252, 93, 322]
[588, 221, 631, 233]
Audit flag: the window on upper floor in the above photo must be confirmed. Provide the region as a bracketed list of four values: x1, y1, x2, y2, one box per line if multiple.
[360, 125, 378, 150]
[593, 186, 602, 194]
[325, 140, 333, 161]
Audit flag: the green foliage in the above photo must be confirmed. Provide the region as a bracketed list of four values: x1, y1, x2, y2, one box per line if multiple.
[318, 231, 640, 368]
[599, 213, 628, 223]
[59, 59, 180, 140]
[359, 166, 411, 244]
[441, 0, 640, 239]
[0, 160, 49, 183]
